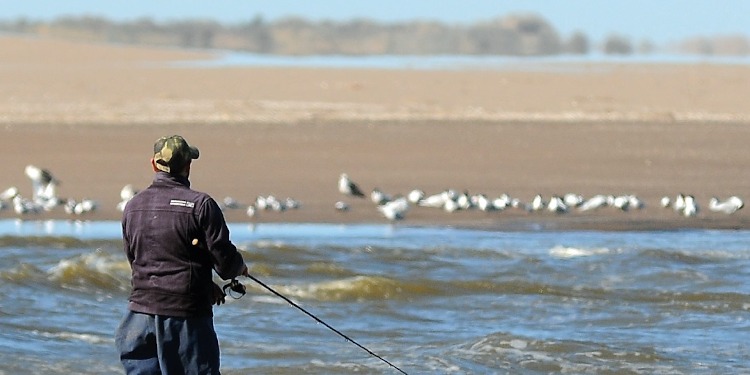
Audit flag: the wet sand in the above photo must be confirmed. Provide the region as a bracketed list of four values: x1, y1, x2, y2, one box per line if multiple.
[1, 35, 750, 230]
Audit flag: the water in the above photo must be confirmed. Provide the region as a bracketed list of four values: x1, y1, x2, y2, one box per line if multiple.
[170, 51, 750, 70]
[1, 219, 750, 374]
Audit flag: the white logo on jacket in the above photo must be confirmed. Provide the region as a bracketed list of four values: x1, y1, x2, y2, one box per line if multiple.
[170, 199, 195, 208]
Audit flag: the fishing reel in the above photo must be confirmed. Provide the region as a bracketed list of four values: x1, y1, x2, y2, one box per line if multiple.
[223, 278, 246, 299]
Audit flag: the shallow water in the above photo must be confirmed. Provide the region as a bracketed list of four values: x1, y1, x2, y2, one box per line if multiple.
[171, 51, 750, 70]
[1, 219, 749, 374]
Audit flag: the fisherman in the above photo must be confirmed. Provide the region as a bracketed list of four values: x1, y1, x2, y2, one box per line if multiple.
[115, 135, 248, 374]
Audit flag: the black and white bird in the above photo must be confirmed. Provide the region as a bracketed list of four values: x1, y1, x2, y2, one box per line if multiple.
[578, 194, 610, 211]
[0, 186, 19, 201]
[681, 195, 698, 217]
[370, 188, 392, 205]
[547, 195, 568, 213]
[338, 173, 365, 198]
[708, 196, 744, 214]
[24, 165, 60, 206]
[407, 189, 425, 204]
[377, 196, 409, 221]
[334, 201, 350, 211]
[117, 184, 139, 212]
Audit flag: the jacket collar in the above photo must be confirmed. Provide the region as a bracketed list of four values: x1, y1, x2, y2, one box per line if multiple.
[153, 171, 191, 188]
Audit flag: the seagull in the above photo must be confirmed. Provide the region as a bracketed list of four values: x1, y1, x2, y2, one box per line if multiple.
[611, 195, 631, 211]
[628, 195, 645, 210]
[530, 194, 545, 211]
[221, 196, 242, 210]
[13, 195, 41, 215]
[660, 196, 672, 208]
[338, 173, 365, 198]
[475, 194, 493, 212]
[418, 191, 448, 208]
[377, 196, 409, 221]
[443, 198, 460, 213]
[117, 184, 140, 212]
[120, 184, 139, 201]
[370, 188, 391, 205]
[673, 193, 687, 213]
[709, 196, 744, 214]
[407, 189, 425, 204]
[246, 205, 257, 218]
[547, 195, 568, 213]
[0, 186, 19, 201]
[25, 165, 61, 206]
[255, 195, 269, 210]
[456, 191, 472, 210]
[682, 195, 698, 217]
[72, 199, 98, 215]
[284, 197, 301, 210]
[563, 193, 584, 208]
[266, 196, 284, 212]
[334, 201, 350, 211]
[25, 165, 58, 185]
[491, 194, 511, 211]
[578, 194, 610, 211]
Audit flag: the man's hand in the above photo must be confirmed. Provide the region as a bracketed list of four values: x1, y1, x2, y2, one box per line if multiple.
[241, 264, 249, 277]
[212, 282, 226, 305]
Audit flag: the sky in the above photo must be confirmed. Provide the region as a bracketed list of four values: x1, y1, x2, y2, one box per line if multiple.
[2, 0, 749, 45]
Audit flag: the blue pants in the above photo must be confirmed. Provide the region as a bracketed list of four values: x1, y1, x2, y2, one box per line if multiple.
[115, 310, 221, 375]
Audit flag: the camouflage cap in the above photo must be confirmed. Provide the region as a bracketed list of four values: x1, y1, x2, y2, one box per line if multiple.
[153, 135, 200, 174]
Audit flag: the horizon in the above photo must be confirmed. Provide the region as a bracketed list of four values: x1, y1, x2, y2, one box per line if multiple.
[1, 1, 749, 45]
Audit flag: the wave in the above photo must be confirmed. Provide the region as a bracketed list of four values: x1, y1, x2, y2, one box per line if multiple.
[240, 274, 750, 312]
[0, 249, 131, 293]
[0, 235, 121, 249]
[447, 331, 673, 374]
[270, 275, 442, 302]
[47, 250, 131, 292]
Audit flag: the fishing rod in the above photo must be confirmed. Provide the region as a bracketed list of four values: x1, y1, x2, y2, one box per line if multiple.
[227, 275, 409, 375]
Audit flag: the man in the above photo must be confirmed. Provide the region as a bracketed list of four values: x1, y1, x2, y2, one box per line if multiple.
[116, 135, 248, 374]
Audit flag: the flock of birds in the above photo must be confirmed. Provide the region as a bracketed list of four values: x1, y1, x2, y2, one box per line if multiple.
[334, 173, 746, 222]
[0, 165, 98, 216]
[0, 167, 746, 223]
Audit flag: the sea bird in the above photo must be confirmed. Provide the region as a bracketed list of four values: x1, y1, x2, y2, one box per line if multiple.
[24, 165, 61, 207]
[370, 188, 392, 205]
[708, 196, 744, 214]
[547, 195, 568, 213]
[338, 173, 365, 198]
[334, 201, 350, 211]
[377, 196, 409, 221]
[407, 189, 425, 204]
[578, 194, 610, 211]
[682, 195, 698, 217]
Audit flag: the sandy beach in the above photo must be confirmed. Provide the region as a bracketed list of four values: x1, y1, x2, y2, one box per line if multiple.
[1, 35, 750, 230]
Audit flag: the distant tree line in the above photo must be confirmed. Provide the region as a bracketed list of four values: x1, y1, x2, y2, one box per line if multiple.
[1, 14, 748, 56]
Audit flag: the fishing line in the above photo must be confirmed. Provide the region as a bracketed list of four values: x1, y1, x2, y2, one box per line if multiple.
[243, 274, 409, 375]
[199, 235, 406, 373]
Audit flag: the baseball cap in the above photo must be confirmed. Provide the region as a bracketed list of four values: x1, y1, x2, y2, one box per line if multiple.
[153, 135, 200, 173]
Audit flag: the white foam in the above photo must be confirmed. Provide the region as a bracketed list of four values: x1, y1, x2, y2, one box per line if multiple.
[549, 245, 611, 259]
[33, 330, 111, 345]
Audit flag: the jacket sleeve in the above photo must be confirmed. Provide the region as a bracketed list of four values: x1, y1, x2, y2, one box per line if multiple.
[199, 197, 246, 280]
[121, 213, 134, 264]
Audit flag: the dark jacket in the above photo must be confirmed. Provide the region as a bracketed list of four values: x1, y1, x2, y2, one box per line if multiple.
[122, 172, 246, 317]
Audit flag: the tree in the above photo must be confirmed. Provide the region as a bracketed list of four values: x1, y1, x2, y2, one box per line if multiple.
[603, 34, 633, 55]
[565, 31, 589, 54]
